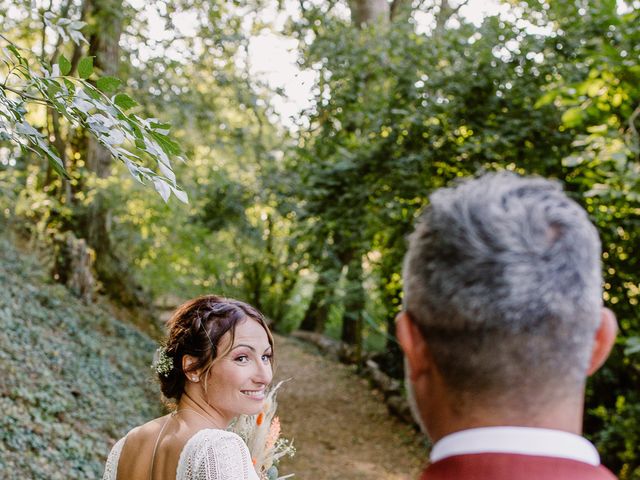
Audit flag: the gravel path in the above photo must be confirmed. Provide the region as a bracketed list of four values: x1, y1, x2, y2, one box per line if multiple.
[272, 334, 427, 480]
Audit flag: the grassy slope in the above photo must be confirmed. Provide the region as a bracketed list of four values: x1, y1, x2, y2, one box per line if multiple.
[0, 236, 163, 479]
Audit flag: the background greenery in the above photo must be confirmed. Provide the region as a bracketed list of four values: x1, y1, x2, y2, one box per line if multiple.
[1, 0, 638, 478]
[0, 232, 161, 478]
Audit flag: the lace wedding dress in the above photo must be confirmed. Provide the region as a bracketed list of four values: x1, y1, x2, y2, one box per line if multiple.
[102, 429, 260, 480]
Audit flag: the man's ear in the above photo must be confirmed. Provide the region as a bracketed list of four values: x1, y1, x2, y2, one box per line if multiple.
[587, 307, 618, 376]
[396, 312, 431, 381]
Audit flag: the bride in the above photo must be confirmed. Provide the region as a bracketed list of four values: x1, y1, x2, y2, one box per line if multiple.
[103, 295, 274, 480]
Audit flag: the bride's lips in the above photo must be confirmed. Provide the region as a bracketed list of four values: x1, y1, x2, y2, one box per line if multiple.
[241, 389, 266, 400]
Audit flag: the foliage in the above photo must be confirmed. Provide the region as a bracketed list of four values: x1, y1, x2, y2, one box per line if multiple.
[0, 22, 187, 202]
[286, 1, 639, 476]
[523, 3, 640, 476]
[286, 4, 574, 343]
[0, 234, 161, 479]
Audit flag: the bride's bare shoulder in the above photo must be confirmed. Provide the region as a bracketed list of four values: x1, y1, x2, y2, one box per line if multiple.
[116, 415, 174, 478]
[126, 415, 172, 443]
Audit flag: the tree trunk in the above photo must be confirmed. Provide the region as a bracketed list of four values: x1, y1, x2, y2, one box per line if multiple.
[78, 0, 147, 308]
[300, 241, 343, 332]
[299, 269, 334, 333]
[341, 254, 365, 361]
[86, 0, 122, 179]
[349, 0, 390, 26]
[381, 285, 404, 379]
[83, 0, 120, 266]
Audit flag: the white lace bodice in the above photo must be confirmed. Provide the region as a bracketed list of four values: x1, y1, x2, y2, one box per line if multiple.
[102, 429, 260, 480]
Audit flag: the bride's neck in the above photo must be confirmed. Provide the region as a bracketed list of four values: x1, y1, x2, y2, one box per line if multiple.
[177, 389, 230, 429]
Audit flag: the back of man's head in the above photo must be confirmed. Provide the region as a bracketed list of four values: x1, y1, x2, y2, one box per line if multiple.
[402, 172, 603, 406]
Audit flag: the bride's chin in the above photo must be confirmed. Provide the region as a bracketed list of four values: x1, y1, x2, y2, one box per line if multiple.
[244, 404, 264, 416]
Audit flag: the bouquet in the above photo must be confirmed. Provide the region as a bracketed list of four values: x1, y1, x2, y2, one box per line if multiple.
[230, 380, 296, 480]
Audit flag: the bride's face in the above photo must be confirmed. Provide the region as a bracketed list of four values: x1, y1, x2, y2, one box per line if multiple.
[205, 318, 273, 421]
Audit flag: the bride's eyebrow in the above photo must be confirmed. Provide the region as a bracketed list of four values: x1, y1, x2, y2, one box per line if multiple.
[231, 344, 255, 351]
[231, 344, 272, 353]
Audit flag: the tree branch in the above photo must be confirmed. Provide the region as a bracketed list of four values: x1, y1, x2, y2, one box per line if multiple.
[1, 85, 50, 105]
[450, 0, 470, 16]
[435, 0, 470, 32]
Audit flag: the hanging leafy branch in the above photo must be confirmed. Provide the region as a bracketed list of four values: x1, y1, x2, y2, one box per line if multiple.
[0, 17, 188, 203]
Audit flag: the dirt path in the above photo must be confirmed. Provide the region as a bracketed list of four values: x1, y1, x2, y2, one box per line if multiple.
[272, 334, 427, 480]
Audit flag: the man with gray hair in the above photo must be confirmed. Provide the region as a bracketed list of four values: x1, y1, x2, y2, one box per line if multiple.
[396, 173, 618, 479]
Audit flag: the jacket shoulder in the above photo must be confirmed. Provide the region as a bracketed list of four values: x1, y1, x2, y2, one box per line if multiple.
[420, 453, 618, 480]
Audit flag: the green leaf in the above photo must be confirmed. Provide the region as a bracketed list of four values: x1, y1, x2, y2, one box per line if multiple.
[153, 178, 171, 203]
[78, 57, 94, 79]
[624, 336, 640, 356]
[33, 137, 69, 179]
[15, 121, 43, 137]
[585, 78, 605, 98]
[96, 76, 121, 93]
[534, 90, 557, 108]
[149, 121, 171, 133]
[586, 124, 608, 134]
[561, 107, 583, 128]
[150, 131, 181, 156]
[63, 78, 75, 94]
[130, 123, 144, 140]
[170, 186, 189, 204]
[85, 86, 103, 101]
[114, 93, 139, 111]
[46, 81, 62, 98]
[58, 54, 71, 75]
[6, 44, 21, 59]
[562, 154, 585, 167]
[45, 149, 69, 178]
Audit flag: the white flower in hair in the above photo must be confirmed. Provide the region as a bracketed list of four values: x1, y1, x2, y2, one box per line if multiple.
[152, 346, 174, 377]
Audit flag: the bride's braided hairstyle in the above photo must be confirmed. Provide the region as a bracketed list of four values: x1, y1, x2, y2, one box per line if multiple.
[158, 295, 274, 401]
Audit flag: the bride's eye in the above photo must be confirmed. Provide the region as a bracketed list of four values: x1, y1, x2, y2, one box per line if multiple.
[234, 355, 249, 363]
[261, 353, 272, 363]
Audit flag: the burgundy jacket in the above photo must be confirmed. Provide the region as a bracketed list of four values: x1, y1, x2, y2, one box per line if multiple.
[420, 453, 618, 480]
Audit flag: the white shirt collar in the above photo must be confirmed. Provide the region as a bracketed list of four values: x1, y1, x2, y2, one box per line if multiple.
[430, 427, 600, 466]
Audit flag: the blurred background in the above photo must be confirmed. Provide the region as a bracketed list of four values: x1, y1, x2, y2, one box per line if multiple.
[0, 0, 638, 478]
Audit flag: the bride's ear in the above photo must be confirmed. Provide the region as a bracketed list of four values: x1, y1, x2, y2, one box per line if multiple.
[182, 355, 198, 375]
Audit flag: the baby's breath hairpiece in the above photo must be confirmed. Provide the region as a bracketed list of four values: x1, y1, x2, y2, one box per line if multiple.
[152, 346, 174, 377]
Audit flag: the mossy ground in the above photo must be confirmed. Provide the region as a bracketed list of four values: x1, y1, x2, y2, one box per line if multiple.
[0, 235, 162, 479]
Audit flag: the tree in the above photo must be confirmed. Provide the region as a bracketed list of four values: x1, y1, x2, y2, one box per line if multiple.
[288, 0, 639, 475]
[288, 0, 564, 354]
[1, 3, 186, 306]
[519, 2, 640, 475]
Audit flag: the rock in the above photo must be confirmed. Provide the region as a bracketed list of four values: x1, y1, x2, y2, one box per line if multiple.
[364, 359, 401, 397]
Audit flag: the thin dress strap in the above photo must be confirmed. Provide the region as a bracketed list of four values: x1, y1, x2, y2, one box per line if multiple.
[149, 414, 174, 480]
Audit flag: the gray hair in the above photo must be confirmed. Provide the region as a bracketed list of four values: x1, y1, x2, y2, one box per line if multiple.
[402, 172, 602, 402]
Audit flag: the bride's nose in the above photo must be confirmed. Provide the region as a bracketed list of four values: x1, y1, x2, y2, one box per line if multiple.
[253, 358, 273, 385]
